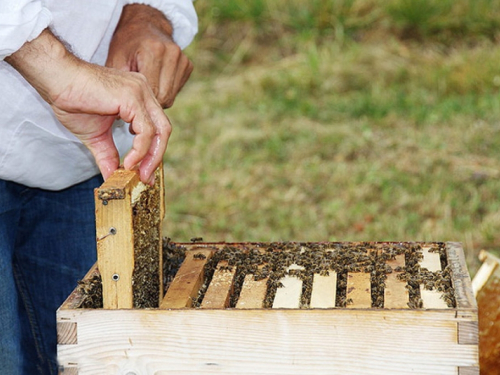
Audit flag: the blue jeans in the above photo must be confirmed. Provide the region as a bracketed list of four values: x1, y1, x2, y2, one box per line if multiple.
[0, 175, 103, 375]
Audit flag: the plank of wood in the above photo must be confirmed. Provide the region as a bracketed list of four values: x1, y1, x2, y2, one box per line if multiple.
[419, 246, 447, 309]
[273, 264, 303, 309]
[57, 308, 478, 374]
[201, 261, 237, 309]
[95, 169, 139, 309]
[236, 274, 268, 309]
[446, 242, 477, 311]
[420, 246, 441, 272]
[157, 165, 165, 302]
[472, 249, 499, 296]
[384, 254, 409, 309]
[57, 322, 77, 345]
[346, 272, 371, 308]
[310, 272, 337, 308]
[160, 249, 213, 309]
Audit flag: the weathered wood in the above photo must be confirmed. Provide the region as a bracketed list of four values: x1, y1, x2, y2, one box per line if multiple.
[95, 169, 139, 309]
[384, 254, 408, 309]
[347, 272, 371, 308]
[57, 308, 478, 375]
[446, 242, 477, 310]
[310, 272, 337, 308]
[160, 249, 213, 309]
[201, 261, 237, 309]
[236, 274, 268, 309]
[273, 264, 304, 308]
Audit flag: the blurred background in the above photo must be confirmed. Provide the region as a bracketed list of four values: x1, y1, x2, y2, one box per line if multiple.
[162, 0, 500, 276]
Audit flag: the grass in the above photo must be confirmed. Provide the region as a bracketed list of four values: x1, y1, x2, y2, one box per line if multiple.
[162, 0, 500, 275]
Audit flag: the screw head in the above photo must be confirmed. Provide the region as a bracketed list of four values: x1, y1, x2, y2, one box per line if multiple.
[112, 274, 120, 281]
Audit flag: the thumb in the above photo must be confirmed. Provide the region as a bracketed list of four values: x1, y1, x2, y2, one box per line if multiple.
[81, 127, 120, 181]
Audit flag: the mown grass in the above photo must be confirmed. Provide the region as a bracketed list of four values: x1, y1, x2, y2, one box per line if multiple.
[162, 0, 500, 274]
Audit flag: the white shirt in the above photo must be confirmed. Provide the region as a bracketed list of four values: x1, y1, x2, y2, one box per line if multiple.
[0, 0, 197, 190]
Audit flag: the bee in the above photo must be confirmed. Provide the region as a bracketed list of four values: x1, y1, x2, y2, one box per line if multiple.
[190, 237, 203, 243]
[193, 253, 207, 260]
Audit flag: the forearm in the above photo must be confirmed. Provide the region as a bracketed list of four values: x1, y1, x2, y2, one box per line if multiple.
[5, 28, 80, 105]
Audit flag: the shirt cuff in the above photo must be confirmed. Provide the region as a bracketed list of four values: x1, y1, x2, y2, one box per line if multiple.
[122, 0, 198, 49]
[0, 2, 52, 60]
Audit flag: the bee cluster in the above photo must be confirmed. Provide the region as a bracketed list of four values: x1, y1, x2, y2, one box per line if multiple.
[130, 173, 162, 308]
[77, 274, 103, 308]
[76, 241, 456, 309]
[167, 241, 456, 309]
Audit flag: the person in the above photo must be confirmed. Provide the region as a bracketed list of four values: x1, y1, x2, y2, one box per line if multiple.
[0, 1, 197, 374]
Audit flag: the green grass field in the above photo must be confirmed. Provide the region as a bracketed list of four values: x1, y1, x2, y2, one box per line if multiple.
[162, 0, 500, 275]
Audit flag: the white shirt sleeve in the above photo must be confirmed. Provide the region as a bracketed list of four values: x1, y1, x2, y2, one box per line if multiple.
[0, 0, 52, 60]
[122, 0, 198, 49]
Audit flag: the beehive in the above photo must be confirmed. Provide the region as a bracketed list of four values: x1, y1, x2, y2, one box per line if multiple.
[57, 241, 478, 374]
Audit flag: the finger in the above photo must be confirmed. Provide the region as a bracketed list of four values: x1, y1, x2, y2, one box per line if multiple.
[83, 126, 120, 180]
[126, 104, 171, 184]
[170, 55, 193, 104]
[154, 45, 184, 108]
[136, 46, 163, 97]
[122, 110, 155, 173]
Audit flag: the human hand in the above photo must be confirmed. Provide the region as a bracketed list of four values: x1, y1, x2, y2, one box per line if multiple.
[106, 4, 193, 108]
[6, 29, 170, 184]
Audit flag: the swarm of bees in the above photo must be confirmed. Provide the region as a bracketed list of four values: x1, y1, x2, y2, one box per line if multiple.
[168, 241, 456, 309]
[76, 240, 457, 309]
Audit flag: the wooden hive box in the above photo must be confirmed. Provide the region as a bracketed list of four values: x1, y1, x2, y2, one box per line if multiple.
[57, 172, 479, 374]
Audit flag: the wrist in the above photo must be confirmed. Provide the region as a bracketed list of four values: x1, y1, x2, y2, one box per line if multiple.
[119, 4, 173, 38]
[5, 28, 81, 104]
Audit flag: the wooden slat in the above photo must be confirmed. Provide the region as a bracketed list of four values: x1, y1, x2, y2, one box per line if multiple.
[273, 264, 303, 308]
[472, 249, 499, 296]
[58, 308, 479, 374]
[384, 254, 408, 309]
[458, 321, 478, 345]
[347, 272, 371, 308]
[458, 367, 480, 375]
[57, 322, 77, 345]
[157, 165, 164, 303]
[420, 246, 441, 272]
[446, 242, 477, 311]
[236, 274, 268, 309]
[419, 246, 448, 309]
[201, 261, 237, 309]
[310, 272, 337, 308]
[95, 169, 139, 309]
[160, 249, 213, 309]
[58, 367, 78, 375]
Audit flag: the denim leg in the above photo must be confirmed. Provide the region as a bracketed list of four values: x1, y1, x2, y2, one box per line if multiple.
[0, 175, 103, 375]
[0, 181, 23, 375]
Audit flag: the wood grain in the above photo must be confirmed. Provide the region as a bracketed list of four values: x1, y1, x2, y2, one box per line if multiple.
[95, 169, 139, 309]
[201, 261, 236, 309]
[57, 308, 479, 375]
[160, 249, 213, 309]
[384, 254, 408, 309]
[236, 274, 268, 309]
[310, 272, 337, 308]
[347, 272, 371, 308]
